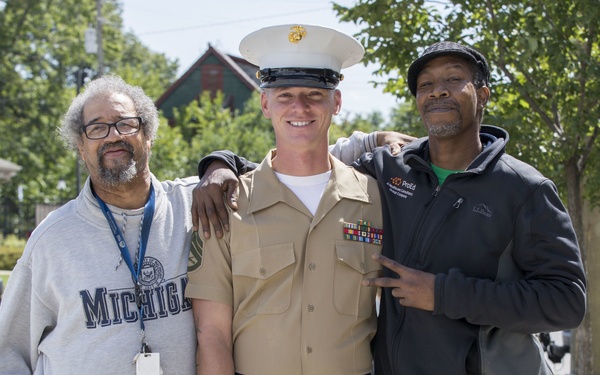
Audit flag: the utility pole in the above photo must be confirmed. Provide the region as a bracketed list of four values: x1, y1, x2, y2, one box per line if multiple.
[76, 0, 103, 192]
[96, 0, 104, 77]
[80, 26, 97, 194]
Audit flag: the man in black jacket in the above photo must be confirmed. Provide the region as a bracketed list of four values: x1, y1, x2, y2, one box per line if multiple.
[194, 41, 586, 374]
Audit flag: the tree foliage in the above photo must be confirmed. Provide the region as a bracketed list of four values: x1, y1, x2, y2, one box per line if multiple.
[150, 91, 276, 182]
[334, 0, 599, 205]
[0, 0, 178, 235]
[331, 110, 383, 141]
[333, 0, 599, 372]
[183, 91, 275, 165]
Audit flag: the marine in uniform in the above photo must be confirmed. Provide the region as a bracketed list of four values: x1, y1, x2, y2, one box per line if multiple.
[186, 24, 383, 375]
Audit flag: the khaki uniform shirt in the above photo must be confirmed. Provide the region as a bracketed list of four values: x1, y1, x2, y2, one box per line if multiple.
[187, 151, 383, 375]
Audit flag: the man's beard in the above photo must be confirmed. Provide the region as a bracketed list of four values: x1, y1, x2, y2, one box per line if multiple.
[422, 100, 463, 138]
[424, 118, 462, 138]
[96, 141, 144, 186]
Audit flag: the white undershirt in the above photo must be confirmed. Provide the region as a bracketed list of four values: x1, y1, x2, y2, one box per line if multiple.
[274, 171, 331, 215]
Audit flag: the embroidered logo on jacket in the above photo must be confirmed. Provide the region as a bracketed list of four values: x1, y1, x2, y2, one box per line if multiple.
[386, 176, 416, 199]
[473, 203, 493, 218]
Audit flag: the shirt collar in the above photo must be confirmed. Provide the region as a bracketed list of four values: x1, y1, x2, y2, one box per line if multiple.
[247, 150, 372, 214]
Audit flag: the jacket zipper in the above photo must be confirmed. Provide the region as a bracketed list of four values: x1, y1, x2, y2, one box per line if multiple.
[392, 183, 440, 372]
[417, 197, 464, 265]
[392, 178, 464, 372]
[400, 185, 440, 265]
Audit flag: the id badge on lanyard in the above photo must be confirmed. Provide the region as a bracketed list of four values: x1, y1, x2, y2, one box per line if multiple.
[134, 352, 162, 375]
[94, 184, 163, 373]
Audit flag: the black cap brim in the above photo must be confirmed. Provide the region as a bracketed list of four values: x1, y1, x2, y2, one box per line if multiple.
[258, 68, 340, 89]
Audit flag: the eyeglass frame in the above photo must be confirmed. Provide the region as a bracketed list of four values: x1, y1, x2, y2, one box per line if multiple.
[81, 116, 143, 140]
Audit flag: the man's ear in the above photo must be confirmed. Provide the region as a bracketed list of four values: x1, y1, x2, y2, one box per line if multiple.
[477, 86, 490, 108]
[77, 144, 85, 162]
[333, 89, 342, 115]
[260, 91, 271, 118]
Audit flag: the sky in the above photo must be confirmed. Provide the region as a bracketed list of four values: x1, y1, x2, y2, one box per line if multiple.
[120, 0, 400, 120]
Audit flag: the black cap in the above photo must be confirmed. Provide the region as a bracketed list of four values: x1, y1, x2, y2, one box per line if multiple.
[407, 41, 491, 96]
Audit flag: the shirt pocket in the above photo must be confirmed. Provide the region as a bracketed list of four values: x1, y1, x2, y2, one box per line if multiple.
[232, 243, 296, 317]
[333, 240, 382, 317]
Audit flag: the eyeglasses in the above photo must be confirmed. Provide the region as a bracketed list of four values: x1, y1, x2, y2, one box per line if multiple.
[81, 117, 143, 140]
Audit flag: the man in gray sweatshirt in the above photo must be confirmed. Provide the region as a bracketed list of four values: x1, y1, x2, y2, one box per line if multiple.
[0, 75, 197, 374]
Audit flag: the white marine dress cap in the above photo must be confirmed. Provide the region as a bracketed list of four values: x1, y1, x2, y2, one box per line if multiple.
[239, 24, 365, 89]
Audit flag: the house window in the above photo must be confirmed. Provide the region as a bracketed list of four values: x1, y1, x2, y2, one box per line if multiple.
[201, 65, 223, 96]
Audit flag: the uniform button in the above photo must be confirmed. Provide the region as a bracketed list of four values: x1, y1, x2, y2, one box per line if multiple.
[360, 262, 366, 270]
[259, 267, 266, 275]
[309, 263, 316, 271]
[306, 346, 312, 354]
[308, 304, 315, 312]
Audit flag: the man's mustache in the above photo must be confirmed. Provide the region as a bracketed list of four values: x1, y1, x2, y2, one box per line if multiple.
[423, 99, 457, 113]
[98, 141, 134, 158]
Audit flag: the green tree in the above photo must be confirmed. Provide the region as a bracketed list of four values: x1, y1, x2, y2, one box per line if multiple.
[331, 110, 386, 141]
[150, 116, 194, 181]
[0, 0, 178, 235]
[151, 92, 270, 182]
[388, 101, 427, 138]
[334, 0, 599, 372]
[108, 32, 178, 99]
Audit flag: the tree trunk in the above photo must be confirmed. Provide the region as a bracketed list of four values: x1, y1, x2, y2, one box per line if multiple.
[565, 157, 593, 374]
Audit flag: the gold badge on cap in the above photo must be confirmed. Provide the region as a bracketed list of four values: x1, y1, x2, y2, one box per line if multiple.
[288, 25, 307, 44]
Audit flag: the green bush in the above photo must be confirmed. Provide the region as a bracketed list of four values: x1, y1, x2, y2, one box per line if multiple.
[0, 235, 25, 270]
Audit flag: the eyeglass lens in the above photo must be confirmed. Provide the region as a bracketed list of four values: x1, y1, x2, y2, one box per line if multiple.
[84, 117, 141, 139]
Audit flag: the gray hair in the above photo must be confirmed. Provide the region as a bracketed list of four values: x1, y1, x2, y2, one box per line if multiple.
[59, 74, 159, 151]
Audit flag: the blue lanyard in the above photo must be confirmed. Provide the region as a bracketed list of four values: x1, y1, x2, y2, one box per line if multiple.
[93, 184, 155, 335]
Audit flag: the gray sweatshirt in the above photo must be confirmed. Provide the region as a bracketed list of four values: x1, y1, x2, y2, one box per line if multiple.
[0, 175, 198, 374]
